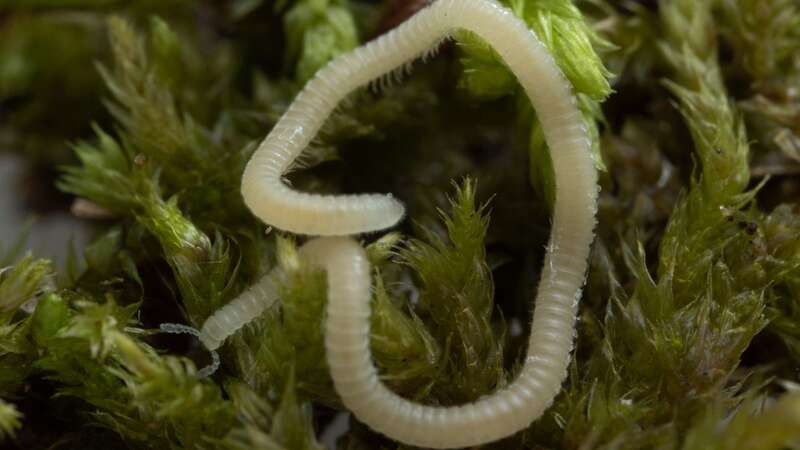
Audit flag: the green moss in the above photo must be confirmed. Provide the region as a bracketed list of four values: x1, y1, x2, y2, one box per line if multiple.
[1, 0, 800, 448]
[0, 399, 21, 441]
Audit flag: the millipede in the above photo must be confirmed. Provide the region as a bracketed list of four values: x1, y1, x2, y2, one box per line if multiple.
[199, 0, 598, 447]
[198, 268, 283, 351]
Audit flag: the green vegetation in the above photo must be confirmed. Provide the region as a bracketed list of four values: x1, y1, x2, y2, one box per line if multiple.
[1, 0, 799, 448]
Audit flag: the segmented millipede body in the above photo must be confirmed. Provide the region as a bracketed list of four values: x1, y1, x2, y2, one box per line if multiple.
[198, 269, 282, 351]
[207, 0, 598, 447]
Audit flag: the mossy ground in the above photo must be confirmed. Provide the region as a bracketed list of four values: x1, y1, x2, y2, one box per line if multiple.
[1, 0, 800, 449]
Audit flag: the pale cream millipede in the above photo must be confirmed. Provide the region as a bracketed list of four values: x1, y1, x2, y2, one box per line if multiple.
[198, 269, 282, 351]
[200, 0, 598, 447]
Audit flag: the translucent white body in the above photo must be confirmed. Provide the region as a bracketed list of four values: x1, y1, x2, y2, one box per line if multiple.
[219, 0, 598, 447]
[199, 270, 281, 351]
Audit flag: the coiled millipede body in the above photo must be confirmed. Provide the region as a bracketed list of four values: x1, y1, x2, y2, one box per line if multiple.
[203, 0, 598, 447]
